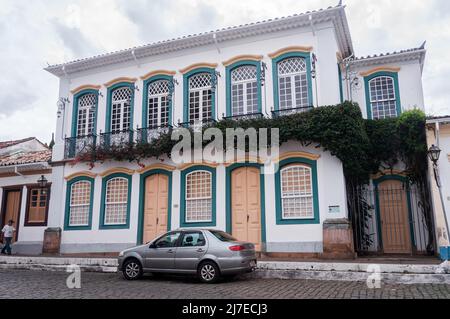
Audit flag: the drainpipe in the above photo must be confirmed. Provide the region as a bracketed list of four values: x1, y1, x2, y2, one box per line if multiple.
[434, 122, 450, 252]
[14, 166, 24, 177]
[213, 33, 221, 54]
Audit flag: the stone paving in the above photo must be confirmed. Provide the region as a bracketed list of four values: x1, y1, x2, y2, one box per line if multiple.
[0, 269, 449, 299]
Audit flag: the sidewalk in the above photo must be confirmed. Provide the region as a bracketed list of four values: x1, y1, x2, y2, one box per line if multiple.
[0, 255, 449, 285]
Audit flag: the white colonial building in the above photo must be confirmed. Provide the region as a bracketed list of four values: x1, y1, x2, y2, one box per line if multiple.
[36, 4, 428, 256]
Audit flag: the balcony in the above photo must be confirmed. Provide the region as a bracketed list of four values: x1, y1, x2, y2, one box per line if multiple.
[99, 130, 134, 149]
[222, 112, 264, 121]
[64, 135, 96, 159]
[137, 126, 173, 144]
[178, 119, 217, 130]
[271, 106, 314, 118]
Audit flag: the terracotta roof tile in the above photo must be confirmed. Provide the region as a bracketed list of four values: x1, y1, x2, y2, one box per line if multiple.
[0, 150, 52, 167]
[0, 137, 35, 150]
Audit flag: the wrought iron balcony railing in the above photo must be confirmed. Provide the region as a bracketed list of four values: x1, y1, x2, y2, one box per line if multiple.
[64, 135, 97, 159]
[137, 125, 173, 144]
[178, 118, 217, 130]
[271, 106, 314, 118]
[222, 112, 264, 121]
[99, 130, 134, 149]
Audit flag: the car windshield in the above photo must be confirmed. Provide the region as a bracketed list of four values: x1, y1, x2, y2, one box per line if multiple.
[210, 230, 238, 242]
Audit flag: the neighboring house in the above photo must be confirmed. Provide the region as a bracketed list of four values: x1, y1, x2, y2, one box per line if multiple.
[0, 138, 52, 254]
[43, 4, 428, 256]
[426, 117, 450, 260]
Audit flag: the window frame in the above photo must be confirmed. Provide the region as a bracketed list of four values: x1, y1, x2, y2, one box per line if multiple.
[183, 67, 216, 124]
[180, 166, 216, 228]
[64, 176, 95, 231]
[105, 82, 135, 134]
[275, 157, 320, 225]
[272, 52, 313, 112]
[24, 184, 51, 227]
[280, 165, 314, 220]
[99, 173, 132, 230]
[364, 71, 402, 120]
[226, 60, 262, 117]
[71, 89, 99, 138]
[142, 75, 173, 130]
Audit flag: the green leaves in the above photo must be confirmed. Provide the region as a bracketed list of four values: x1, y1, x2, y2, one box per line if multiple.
[75, 103, 427, 185]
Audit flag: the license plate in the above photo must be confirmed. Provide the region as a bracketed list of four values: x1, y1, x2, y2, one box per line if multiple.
[250, 260, 257, 268]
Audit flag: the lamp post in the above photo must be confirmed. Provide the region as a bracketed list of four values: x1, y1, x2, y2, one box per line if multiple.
[428, 144, 450, 258]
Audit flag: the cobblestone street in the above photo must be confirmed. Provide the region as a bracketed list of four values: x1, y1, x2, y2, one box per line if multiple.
[0, 269, 449, 299]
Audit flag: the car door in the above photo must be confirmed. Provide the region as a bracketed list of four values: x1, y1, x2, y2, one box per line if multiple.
[174, 231, 208, 273]
[143, 231, 181, 271]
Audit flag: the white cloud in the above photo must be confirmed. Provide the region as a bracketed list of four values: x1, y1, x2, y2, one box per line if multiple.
[0, 0, 449, 143]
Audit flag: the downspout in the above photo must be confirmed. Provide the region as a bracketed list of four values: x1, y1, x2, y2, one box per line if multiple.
[14, 166, 24, 177]
[434, 122, 450, 250]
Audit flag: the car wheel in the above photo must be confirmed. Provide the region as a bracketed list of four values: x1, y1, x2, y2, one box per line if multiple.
[198, 261, 220, 284]
[122, 259, 143, 281]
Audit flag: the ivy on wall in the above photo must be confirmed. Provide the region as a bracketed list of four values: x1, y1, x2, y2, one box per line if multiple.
[75, 102, 428, 184]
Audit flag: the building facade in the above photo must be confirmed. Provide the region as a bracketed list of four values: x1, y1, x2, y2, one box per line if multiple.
[39, 4, 427, 255]
[0, 138, 52, 255]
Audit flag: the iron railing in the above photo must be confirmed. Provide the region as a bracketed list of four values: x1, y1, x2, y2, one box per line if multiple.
[99, 130, 134, 149]
[137, 126, 173, 144]
[222, 112, 264, 121]
[178, 118, 217, 129]
[64, 135, 96, 159]
[271, 106, 314, 117]
[347, 184, 433, 256]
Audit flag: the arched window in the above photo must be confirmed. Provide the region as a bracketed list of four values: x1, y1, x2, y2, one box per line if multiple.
[189, 73, 212, 123]
[185, 171, 212, 223]
[68, 180, 92, 227]
[280, 164, 314, 219]
[231, 65, 258, 116]
[104, 177, 129, 226]
[277, 57, 309, 110]
[77, 93, 96, 137]
[148, 80, 170, 128]
[369, 76, 398, 119]
[111, 87, 132, 133]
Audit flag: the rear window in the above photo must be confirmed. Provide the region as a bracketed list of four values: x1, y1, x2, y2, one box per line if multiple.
[210, 230, 237, 242]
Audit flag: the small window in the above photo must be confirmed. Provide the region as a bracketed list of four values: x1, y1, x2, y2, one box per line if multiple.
[77, 93, 96, 137]
[369, 76, 398, 119]
[280, 164, 314, 219]
[181, 232, 206, 247]
[104, 177, 129, 226]
[26, 187, 50, 226]
[188, 73, 212, 123]
[277, 57, 309, 110]
[69, 181, 92, 227]
[154, 232, 181, 248]
[185, 171, 212, 223]
[148, 80, 170, 128]
[231, 65, 258, 116]
[111, 87, 132, 133]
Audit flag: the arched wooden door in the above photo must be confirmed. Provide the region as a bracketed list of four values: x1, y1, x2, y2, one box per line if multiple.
[377, 179, 412, 254]
[231, 167, 262, 251]
[143, 174, 169, 243]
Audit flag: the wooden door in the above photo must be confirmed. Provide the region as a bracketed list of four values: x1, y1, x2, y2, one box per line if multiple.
[3, 190, 21, 242]
[143, 174, 169, 244]
[378, 179, 412, 254]
[231, 167, 262, 251]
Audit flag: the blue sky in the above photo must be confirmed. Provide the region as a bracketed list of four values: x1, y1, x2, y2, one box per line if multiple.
[0, 0, 449, 143]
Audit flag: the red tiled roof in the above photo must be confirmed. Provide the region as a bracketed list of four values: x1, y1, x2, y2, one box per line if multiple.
[0, 137, 35, 150]
[0, 150, 52, 167]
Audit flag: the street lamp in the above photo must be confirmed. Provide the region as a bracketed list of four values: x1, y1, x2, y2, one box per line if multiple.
[37, 175, 48, 188]
[428, 144, 442, 165]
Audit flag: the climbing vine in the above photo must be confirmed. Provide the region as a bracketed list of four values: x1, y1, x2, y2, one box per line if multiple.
[74, 101, 428, 183]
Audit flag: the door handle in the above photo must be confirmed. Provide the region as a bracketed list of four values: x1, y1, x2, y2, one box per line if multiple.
[167, 249, 174, 254]
[196, 248, 205, 253]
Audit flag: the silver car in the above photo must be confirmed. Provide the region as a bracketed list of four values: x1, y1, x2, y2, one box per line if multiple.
[118, 229, 257, 283]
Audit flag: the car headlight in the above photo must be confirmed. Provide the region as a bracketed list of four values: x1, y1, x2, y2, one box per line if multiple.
[118, 251, 124, 257]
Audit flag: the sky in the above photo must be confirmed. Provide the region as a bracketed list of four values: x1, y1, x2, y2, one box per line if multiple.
[0, 0, 449, 143]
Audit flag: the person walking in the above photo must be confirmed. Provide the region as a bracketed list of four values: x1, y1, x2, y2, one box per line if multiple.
[1, 220, 16, 256]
